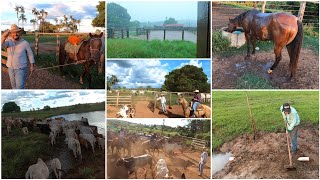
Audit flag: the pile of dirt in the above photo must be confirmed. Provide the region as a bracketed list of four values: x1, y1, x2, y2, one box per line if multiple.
[212, 126, 319, 178]
[212, 48, 319, 89]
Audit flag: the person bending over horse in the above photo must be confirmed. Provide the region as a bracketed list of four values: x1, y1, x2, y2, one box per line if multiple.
[1, 24, 35, 89]
[191, 90, 202, 118]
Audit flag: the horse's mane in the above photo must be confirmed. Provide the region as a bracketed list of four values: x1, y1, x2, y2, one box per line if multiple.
[232, 9, 260, 24]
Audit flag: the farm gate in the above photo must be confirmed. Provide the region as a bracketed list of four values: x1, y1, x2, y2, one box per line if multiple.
[107, 91, 133, 106]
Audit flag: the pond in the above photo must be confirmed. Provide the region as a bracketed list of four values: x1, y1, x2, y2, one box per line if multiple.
[212, 152, 233, 175]
[51, 111, 105, 136]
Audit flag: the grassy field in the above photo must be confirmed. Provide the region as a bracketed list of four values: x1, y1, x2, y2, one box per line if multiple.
[2, 128, 51, 178]
[2, 102, 105, 119]
[212, 91, 319, 149]
[107, 39, 196, 58]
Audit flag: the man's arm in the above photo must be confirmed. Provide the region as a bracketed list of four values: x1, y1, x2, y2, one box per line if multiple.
[1, 30, 9, 47]
[25, 42, 35, 72]
[287, 113, 297, 131]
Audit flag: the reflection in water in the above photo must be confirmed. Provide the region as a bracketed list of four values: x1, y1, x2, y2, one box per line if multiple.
[212, 152, 233, 175]
[51, 111, 105, 136]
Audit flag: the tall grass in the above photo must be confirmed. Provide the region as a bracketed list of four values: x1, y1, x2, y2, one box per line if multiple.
[236, 73, 274, 89]
[107, 39, 196, 58]
[2, 129, 50, 178]
[212, 91, 319, 149]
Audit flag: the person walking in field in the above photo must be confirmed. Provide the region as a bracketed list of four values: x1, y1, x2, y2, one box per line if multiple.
[191, 90, 202, 117]
[280, 103, 300, 154]
[198, 146, 208, 176]
[157, 94, 167, 113]
[1, 24, 35, 89]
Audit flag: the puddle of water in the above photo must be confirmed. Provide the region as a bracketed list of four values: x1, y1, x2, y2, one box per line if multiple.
[211, 152, 233, 175]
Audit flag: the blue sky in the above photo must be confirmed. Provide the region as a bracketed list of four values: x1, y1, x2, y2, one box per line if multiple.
[106, 59, 211, 89]
[108, 1, 197, 22]
[1, 90, 105, 112]
[1, 0, 103, 32]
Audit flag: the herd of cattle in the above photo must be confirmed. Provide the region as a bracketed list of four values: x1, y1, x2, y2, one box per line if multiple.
[3, 116, 105, 179]
[107, 130, 190, 179]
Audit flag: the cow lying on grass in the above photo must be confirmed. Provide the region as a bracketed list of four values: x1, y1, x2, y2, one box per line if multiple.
[116, 154, 153, 178]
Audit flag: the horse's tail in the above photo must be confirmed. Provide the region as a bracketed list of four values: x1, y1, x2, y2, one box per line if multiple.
[286, 20, 303, 79]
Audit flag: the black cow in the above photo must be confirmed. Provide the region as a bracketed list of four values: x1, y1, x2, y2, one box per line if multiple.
[116, 154, 153, 178]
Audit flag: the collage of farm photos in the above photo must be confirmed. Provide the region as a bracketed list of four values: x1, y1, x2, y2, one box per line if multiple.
[0, 0, 319, 180]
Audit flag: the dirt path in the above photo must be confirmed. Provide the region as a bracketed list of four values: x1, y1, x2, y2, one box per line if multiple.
[107, 145, 210, 179]
[212, 48, 319, 89]
[1, 64, 82, 89]
[107, 101, 185, 118]
[212, 126, 319, 179]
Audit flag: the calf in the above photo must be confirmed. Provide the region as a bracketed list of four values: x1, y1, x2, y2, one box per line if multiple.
[6, 125, 11, 135]
[25, 158, 49, 179]
[22, 127, 29, 135]
[154, 158, 170, 179]
[50, 158, 62, 179]
[49, 132, 56, 146]
[116, 154, 153, 178]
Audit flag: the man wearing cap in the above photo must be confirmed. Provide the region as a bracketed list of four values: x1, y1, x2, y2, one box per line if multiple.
[1, 24, 35, 89]
[157, 93, 167, 113]
[280, 103, 300, 154]
[198, 146, 208, 176]
[191, 90, 202, 118]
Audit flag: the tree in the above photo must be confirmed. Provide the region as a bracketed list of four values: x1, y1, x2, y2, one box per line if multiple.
[30, 19, 37, 30]
[107, 3, 131, 28]
[107, 75, 119, 90]
[43, 105, 51, 111]
[32, 8, 40, 31]
[92, 1, 105, 27]
[164, 17, 178, 25]
[19, 13, 27, 28]
[14, 6, 20, 25]
[129, 20, 140, 28]
[2, 102, 21, 113]
[161, 65, 210, 92]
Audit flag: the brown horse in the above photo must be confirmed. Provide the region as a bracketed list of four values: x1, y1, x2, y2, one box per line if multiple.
[227, 9, 303, 80]
[111, 135, 136, 156]
[59, 32, 104, 88]
[137, 138, 166, 156]
[178, 95, 211, 118]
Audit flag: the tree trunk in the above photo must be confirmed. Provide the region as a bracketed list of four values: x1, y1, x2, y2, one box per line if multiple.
[298, 1, 306, 21]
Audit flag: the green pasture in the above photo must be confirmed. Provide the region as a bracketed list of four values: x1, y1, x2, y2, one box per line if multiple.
[212, 91, 319, 149]
[2, 128, 51, 178]
[107, 39, 196, 58]
[2, 102, 104, 119]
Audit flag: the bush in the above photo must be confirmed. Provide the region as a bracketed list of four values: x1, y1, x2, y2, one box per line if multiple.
[212, 31, 231, 55]
[79, 167, 95, 179]
[304, 23, 319, 37]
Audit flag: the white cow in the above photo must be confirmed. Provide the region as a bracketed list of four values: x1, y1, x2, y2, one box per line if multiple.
[79, 133, 96, 153]
[65, 129, 78, 140]
[22, 127, 29, 135]
[50, 158, 62, 179]
[66, 137, 82, 160]
[25, 158, 49, 179]
[154, 158, 170, 179]
[49, 132, 56, 146]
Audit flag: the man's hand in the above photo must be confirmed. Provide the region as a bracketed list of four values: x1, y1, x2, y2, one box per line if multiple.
[3, 30, 10, 38]
[30, 63, 35, 72]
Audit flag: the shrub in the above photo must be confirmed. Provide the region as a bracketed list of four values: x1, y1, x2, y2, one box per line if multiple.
[212, 31, 231, 55]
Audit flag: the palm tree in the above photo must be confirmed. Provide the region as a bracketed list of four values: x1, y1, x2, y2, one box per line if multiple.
[14, 5, 20, 25]
[76, 19, 81, 32]
[39, 9, 48, 32]
[19, 13, 27, 28]
[30, 19, 36, 30]
[32, 8, 39, 30]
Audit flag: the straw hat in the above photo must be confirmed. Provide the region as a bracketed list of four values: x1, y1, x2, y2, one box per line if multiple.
[9, 24, 22, 33]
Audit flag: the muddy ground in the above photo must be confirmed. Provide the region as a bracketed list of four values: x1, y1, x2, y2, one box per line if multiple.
[212, 48, 319, 89]
[107, 100, 185, 118]
[107, 141, 211, 179]
[212, 126, 319, 179]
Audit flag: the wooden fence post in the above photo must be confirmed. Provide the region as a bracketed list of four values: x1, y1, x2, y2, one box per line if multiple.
[154, 94, 157, 113]
[182, 29, 185, 41]
[147, 29, 149, 40]
[163, 29, 166, 40]
[261, 1, 266, 13]
[35, 33, 39, 58]
[126, 28, 129, 38]
[169, 93, 172, 107]
[56, 34, 60, 62]
[298, 1, 306, 21]
[121, 29, 124, 39]
[196, 1, 210, 58]
[111, 28, 115, 39]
